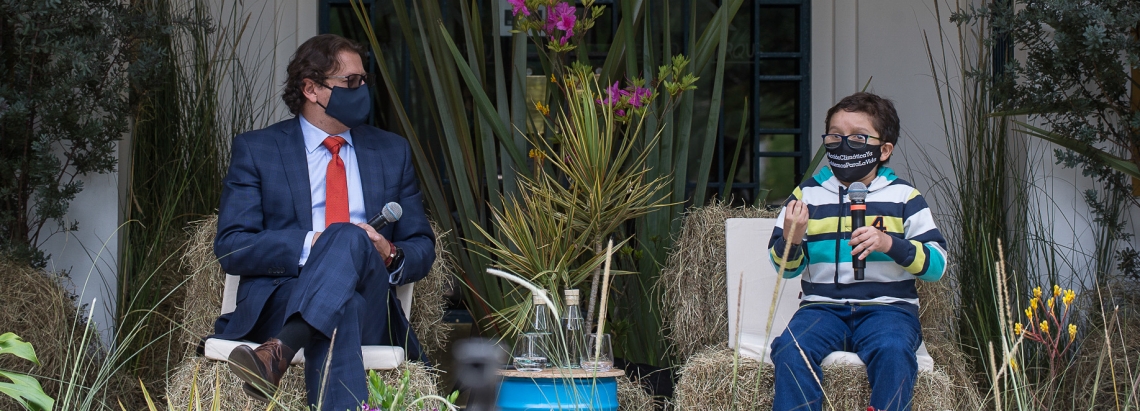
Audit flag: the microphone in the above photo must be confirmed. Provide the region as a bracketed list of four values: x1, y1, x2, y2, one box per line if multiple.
[366, 202, 403, 231]
[848, 182, 868, 281]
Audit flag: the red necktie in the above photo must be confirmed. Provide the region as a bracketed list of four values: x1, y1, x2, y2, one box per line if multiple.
[322, 136, 349, 227]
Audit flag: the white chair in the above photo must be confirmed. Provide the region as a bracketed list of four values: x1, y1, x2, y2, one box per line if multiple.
[202, 274, 414, 370]
[724, 218, 934, 372]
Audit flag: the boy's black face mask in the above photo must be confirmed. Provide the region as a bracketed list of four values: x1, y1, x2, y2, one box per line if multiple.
[826, 143, 881, 183]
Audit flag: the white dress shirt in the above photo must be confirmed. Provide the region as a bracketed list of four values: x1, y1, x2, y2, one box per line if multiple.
[297, 115, 403, 282]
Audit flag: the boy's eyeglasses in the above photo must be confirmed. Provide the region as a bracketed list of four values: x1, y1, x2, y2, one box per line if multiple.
[821, 134, 881, 149]
[321, 73, 368, 89]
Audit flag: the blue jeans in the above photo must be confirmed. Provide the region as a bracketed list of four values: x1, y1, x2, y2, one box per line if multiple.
[770, 303, 922, 411]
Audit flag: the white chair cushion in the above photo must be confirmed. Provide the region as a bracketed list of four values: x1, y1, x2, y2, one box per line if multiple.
[725, 218, 934, 373]
[203, 338, 406, 370]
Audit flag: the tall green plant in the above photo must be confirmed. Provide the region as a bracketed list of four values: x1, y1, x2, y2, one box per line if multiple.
[352, 0, 743, 365]
[0, 0, 154, 266]
[120, 0, 273, 387]
[955, 0, 1140, 284]
[924, 0, 1027, 386]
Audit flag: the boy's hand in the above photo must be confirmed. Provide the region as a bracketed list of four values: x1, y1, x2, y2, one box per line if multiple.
[850, 226, 891, 259]
[783, 200, 809, 245]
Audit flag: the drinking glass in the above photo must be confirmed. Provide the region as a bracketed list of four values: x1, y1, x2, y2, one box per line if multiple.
[511, 333, 547, 372]
[580, 333, 613, 372]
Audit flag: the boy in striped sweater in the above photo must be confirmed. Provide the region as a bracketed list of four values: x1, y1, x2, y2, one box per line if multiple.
[768, 92, 947, 411]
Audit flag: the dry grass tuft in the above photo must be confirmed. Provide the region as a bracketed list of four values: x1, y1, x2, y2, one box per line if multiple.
[413, 220, 456, 361]
[617, 374, 657, 411]
[0, 257, 143, 409]
[659, 200, 778, 363]
[673, 348, 955, 410]
[179, 216, 227, 349]
[916, 279, 984, 410]
[166, 356, 439, 410]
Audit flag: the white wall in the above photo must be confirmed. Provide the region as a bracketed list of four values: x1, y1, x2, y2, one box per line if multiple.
[37, 142, 125, 345]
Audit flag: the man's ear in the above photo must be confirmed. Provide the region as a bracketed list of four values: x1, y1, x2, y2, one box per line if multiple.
[880, 142, 894, 162]
[302, 78, 320, 104]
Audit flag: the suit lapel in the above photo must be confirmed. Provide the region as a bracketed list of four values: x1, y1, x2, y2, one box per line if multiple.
[353, 127, 388, 218]
[278, 118, 314, 230]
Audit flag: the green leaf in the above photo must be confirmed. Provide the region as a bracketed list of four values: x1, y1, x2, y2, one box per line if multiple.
[1014, 120, 1140, 179]
[0, 371, 54, 411]
[0, 333, 39, 365]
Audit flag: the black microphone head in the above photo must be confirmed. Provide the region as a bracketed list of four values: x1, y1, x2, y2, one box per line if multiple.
[848, 182, 868, 203]
[381, 202, 403, 223]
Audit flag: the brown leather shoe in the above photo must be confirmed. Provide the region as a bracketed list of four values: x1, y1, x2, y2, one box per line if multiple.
[228, 338, 294, 403]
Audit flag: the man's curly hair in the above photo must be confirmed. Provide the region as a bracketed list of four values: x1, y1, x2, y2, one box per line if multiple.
[282, 34, 366, 115]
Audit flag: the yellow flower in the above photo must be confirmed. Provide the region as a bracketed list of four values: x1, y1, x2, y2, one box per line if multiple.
[1068, 324, 1077, 340]
[1040, 321, 1049, 334]
[1053, 284, 1062, 298]
[550, 74, 557, 84]
[534, 101, 550, 116]
[1047, 297, 1054, 312]
[1030, 298, 1038, 310]
[1010, 358, 1019, 372]
[1014, 323, 1023, 335]
[1063, 289, 1076, 307]
[528, 148, 546, 161]
[1025, 307, 1033, 320]
[1033, 287, 1042, 299]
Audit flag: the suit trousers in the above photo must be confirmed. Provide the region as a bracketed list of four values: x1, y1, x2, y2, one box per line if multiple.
[770, 303, 922, 411]
[243, 223, 393, 411]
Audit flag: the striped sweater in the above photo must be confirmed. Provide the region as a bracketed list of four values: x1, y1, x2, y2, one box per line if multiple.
[768, 166, 947, 310]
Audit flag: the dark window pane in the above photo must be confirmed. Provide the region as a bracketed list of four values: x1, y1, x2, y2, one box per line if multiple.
[758, 156, 797, 206]
[758, 81, 799, 129]
[757, 6, 799, 53]
[329, 5, 370, 46]
[758, 58, 799, 75]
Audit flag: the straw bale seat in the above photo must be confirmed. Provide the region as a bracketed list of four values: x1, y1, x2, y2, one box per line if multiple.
[165, 216, 451, 409]
[660, 202, 980, 409]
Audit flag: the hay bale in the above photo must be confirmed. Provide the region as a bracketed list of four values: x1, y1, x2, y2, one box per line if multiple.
[167, 356, 439, 410]
[171, 216, 454, 406]
[660, 203, 982, 408]
[178, 215, 455, 357]
[673, 348, 955, 410]
[659, 201, 778, 362]
[618, 375, 657, 411]
[0, 258, 143, 410]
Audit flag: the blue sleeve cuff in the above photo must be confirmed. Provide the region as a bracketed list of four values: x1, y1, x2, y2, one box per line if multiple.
[772, 237, 804, 260]
[886, 235, 916, 269]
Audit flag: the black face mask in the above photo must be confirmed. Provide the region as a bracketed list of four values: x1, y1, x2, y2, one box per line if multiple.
[318, 85, 371, 128]
[827, 143, 881, 183]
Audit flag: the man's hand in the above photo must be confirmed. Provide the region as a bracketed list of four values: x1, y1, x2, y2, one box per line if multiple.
[356, 223, 394, 257]
[850, 226, 891, 260]
[783, 200, 809, 245]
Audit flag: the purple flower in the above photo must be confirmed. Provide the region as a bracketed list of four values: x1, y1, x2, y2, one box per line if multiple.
[616, 109, 626, 117]
[598, 82, 629, 105]
[546, 2, 576, 43]
[629, 87, 652, 108]
[508, 0, 530, 16]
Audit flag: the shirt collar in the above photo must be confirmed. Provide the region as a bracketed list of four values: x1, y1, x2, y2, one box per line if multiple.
[300, 115, 354, 154]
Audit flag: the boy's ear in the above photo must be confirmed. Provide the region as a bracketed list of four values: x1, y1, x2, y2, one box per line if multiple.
[880, 142, 894, 162]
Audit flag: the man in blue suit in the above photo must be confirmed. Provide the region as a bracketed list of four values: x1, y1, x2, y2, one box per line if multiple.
[211, 34, 435, 410]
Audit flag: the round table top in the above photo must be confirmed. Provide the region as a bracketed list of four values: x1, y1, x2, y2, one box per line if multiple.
[498, 367, 625, 379]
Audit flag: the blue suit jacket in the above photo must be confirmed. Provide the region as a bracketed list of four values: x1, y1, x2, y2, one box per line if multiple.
[211, 117, 435, 357]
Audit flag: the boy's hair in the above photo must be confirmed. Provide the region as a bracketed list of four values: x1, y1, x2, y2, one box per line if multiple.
[824, 92, 901, 147]
[282, 34, 366, 115]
